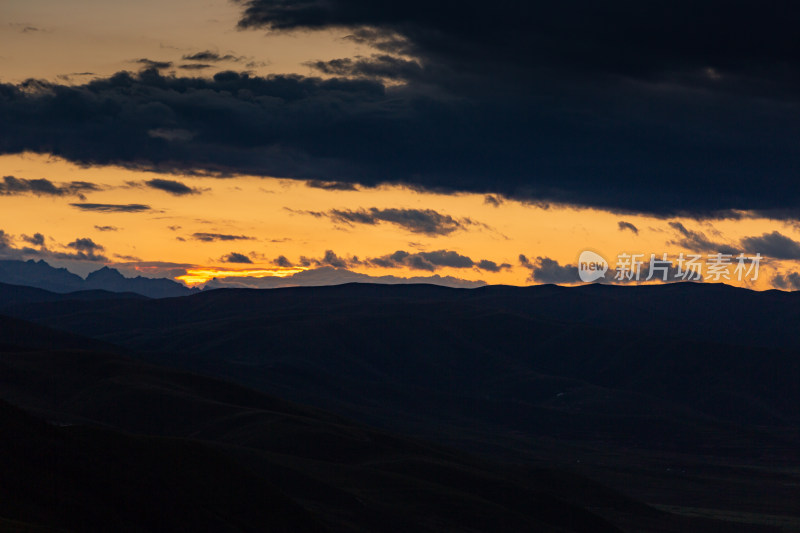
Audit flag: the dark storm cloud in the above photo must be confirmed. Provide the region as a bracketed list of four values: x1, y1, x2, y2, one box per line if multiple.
[300, 207, 476, 236]
[71, 203, 151, 213]
[2, 1, 800, 215]
[618, 221, 639, 235]
[235, 0, 800, 87]
[772, 272, 800, 291]
[221, 252, 253, 263]
[305, 180, 358, 191]
[191, 232, 254, 242]
[145, 178, 199, 196]
[740, 231, 800, 260]
[368, 249, 506, 272]
[0, 176, 100, 199]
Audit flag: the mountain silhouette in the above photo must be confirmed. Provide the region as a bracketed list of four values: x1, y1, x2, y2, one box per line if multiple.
[0, 260, 195, 298]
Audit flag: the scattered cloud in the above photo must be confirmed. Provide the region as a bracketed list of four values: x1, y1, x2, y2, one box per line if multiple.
[299, 249, 359, 269]
[305, 180, 358, 191]
[772, 271, 800, 290]
[476, 259, 510, 273]
[618, 221, 639, 235]
[94, 225, 119, 232]
[0, 175, 100, 200]
[191, 232, 254, 242]
[668, 222, 738, 254]
[145, 178, 199, 196]
[21, 233, 45, 247]
[221, 252, 253, 264]
[0, 230, 11, 250]
[519, 255, 579, 284]
[50, 237, 107, 261]
[70, 203, 151, 213]
[368, 249, 509, 272]
[294, 207, 480, 236]
[179, 64, 213, 70]
[133, 58, 172, 70]
[740, 231, 800, 260]
[182, 51, 244, 63]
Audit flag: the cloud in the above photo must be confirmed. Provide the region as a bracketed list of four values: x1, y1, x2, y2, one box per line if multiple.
[519, 255, 579, 284]
[519, 254, 692, 285]
[70, 203, 151, 213]
[21, 233, 45, 247]
[0, 229, 113, 263]
[368, 249, 507, 272]
[133, 58, 172, 70]
[94, 225, 119, 232]
[145, 178, 199, 196]
[300, 207, 477, 236]
[668, 222, 738, 254]
[182, 51, 243, 63]
[110, 260, 193, 280]
[618, 221, 639, 235]
[221, 252, 253, 264]
[484, 195, 503, 207]
[274, 255, 293, 267]
[305, 180, 358, 191]
[2, 0, 800, 216]
[772, 271, 800, 290]
[476, 259, 511, 273]
[224, 0, 800, 216]
[55, 237, 107, 261]
[191, 232, 254, 242]
[306, 55, 423, 81]
[0, 175, 100, 199]
[179, 64, 213, 71]
[298, 250, 359, 269]
[740, 231, 800, 260]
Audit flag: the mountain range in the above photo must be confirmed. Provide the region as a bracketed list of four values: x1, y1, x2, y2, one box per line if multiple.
[0, 260, 196, 298]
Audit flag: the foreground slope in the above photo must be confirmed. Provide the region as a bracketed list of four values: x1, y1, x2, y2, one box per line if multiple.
[2, 282, 800, 531]
[0, 316, 643, 533]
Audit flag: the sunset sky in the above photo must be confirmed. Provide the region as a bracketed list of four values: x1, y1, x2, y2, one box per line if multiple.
[2, 0, 800, 290]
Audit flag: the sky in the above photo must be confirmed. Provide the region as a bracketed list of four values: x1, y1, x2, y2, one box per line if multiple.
[2, 0, 800, 290]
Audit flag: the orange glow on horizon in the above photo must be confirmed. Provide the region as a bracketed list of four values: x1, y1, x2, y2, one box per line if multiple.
[176, 266, 308, 286]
